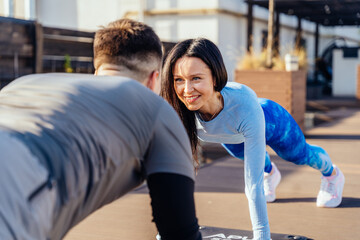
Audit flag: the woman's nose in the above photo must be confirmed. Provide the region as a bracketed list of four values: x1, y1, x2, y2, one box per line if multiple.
[184, 80, 193, 93]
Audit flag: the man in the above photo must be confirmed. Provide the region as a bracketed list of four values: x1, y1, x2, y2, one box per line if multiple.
[0, 19, 201, 240]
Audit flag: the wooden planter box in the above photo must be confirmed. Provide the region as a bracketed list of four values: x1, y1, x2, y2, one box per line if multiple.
[234, 70, 307, 131]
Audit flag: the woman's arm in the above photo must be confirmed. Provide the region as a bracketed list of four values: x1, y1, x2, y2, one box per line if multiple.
[240, 96, 271, 240]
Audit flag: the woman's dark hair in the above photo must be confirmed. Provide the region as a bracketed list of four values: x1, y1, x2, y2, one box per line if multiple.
[160, 38, 228, 166]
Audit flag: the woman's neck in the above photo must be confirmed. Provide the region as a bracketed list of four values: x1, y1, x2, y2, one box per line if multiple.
[198, 92, 223, 121]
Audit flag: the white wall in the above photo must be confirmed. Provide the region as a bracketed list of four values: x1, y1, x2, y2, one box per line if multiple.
[146, 0, 246, 82]
[148, 14, 218, 42]
[253, 5, 268, 22]
[36, 0, 137, 31]
[178, 16, 218, 41]
[332, 48, 360, 97]
[24, 0, 36, 19]
[177, 0, 218, 9]
[149, 0, 218, 9]
[251, 20, 267, 55]
[151, 16, 177, 41]
[218, 13, 245, 82]
[76, 0, 123, 31]
[36, 0, 78, 29]
[322, 26, 360, 45]
[303, 31, 315, 76]
[218, 0, 247, 13]
[279, 27, 296, 54]
[149, 0, 175, 9]
[2, 0, 14, 17]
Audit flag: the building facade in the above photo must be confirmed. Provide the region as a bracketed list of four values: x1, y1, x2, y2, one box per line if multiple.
[1, 0, 360, 95]
[0, 0, 35, 19]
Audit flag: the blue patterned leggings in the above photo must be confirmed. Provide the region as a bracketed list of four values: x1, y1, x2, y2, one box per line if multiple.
[222, 98, 334, 176]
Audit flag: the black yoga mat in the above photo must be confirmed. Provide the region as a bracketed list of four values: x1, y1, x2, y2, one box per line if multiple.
[199, 226, 313, 240]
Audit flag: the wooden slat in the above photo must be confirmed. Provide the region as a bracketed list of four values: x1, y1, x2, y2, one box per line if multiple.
[34, 22, 44, 73]
[0, 30, 33, 44]
[0, 57, 33, 68]
[43, 38, 93, 57]
[0, 20, 33, 44]
[43, 26, 95, 38]
[0, 42, 34, 57]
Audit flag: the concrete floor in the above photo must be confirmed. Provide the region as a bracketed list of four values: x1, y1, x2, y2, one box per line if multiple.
[64, 99, 360, 240]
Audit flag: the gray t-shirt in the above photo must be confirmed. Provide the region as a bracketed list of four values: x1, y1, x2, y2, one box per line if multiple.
[0, 73, 194, 232]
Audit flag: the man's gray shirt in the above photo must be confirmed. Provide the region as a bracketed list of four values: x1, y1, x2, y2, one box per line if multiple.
[0, 73, 194, 236]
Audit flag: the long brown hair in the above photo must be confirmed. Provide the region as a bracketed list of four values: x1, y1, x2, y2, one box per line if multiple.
[161, 38, 228, 165]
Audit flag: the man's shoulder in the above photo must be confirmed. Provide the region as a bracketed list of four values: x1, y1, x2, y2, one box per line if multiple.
[8, 73, 138, 87]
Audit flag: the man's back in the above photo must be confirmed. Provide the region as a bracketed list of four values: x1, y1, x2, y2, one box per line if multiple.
[0, 73, 195, 238]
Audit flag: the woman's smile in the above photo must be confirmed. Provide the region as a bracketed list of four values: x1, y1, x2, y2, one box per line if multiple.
[173, 57, 219, 114]
[184, 95, 200, 103]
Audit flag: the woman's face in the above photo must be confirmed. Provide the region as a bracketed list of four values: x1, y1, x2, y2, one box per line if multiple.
[173, 56, 216, 113]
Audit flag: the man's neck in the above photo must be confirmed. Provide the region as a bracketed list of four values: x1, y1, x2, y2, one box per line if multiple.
[96, 64, 137, 80]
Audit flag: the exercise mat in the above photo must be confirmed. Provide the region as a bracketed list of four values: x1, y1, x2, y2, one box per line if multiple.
[199, 226, 313, 240]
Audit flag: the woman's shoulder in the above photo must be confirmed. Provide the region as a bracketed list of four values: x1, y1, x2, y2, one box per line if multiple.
[218, 82, 263, 133]
[222, 82, 258, 102]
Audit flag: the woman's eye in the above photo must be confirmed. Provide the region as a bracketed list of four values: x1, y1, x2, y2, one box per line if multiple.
[193, 77, 200, 80]
[174, 78, 183, 82]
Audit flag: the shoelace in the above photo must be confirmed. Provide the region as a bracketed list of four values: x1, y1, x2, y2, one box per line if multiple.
[320, 178, 335, 194]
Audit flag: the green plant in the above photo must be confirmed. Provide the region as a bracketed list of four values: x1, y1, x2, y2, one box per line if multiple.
[64, 54, 73, 73]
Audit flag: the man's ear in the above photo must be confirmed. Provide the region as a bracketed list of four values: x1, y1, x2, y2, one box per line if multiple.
[145, 70, 160, 94]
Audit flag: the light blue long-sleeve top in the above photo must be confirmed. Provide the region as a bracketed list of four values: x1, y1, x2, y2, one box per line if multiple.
[195, 82, 270, 240]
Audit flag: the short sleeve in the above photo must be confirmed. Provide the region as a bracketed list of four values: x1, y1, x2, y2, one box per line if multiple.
[144, 102, 195, 181]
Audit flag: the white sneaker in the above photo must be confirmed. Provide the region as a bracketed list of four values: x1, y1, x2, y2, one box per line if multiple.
[264, 162, 281, 202]
[316, 165, 345, 208]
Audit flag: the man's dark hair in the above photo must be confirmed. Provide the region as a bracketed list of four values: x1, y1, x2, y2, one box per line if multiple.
[94, 18, 163, 81]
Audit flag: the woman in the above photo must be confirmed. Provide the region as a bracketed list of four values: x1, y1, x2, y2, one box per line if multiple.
[161, 38, 345, 240]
